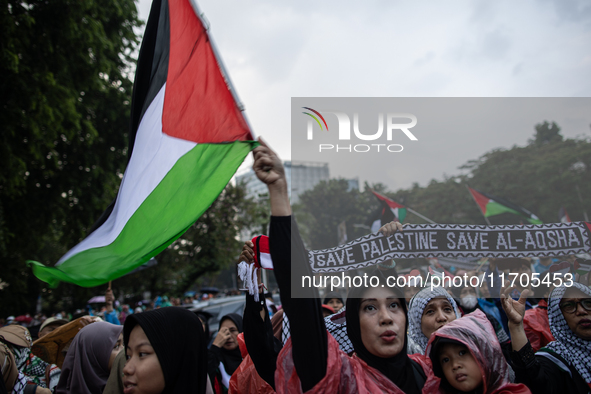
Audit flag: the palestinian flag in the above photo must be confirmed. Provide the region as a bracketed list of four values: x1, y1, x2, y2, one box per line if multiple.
[28, 0, 255, 287]
[468, 187, 542, 225]
[369, 190, 407, 232]
[558, 207, 572, 223]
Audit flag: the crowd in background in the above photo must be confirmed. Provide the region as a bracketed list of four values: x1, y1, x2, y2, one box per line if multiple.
[1, 140, 590, 394]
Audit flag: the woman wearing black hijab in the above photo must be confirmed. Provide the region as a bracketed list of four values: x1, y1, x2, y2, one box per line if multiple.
[251, 140, 439, 393]
[207, 314, 244, 392]
[122, 307, 208, 394]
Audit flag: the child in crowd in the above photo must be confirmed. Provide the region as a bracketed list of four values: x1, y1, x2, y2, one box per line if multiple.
[427, 310, 531, 394]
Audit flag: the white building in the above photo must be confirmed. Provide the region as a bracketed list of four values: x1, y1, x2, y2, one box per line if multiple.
[236, 160, 331, 203]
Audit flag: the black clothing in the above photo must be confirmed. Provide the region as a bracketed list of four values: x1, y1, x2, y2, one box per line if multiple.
[243, 294, 283, 389]
[270, 216, 327, 392]
[220, 313, 243, 333]
[207, 345, 242, 382]
[511, 341, 590, 394]
[323, 291, 344, 306]
[123, 307, 208, 394]
[207, 313, 244, 386]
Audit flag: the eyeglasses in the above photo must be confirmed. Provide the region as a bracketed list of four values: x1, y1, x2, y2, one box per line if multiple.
[559, 299, 591, 314]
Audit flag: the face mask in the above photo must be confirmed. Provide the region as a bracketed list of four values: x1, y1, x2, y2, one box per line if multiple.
[461, 295, 478, 309]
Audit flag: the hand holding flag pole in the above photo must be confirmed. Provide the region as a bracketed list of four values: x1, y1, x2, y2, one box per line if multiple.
[237, 239, 265, 301]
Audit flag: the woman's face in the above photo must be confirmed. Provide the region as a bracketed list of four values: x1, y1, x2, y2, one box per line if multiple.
[220, 319, 239, 351]
[108, 333, 124, 370]
[560, 287, 591, 341]
[123, 325, 166, 394]
[327, 298, 344, 312]
[421, 297, 456, 339]
[359, 287, 406, 358]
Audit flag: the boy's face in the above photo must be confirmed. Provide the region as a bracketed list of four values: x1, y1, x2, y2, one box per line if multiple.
[439, 343, 483, 392]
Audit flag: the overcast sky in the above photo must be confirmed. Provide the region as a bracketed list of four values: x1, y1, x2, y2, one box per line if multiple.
[137, 0, 591, 190]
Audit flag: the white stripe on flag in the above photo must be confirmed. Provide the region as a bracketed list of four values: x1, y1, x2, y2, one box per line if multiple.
[58, 84, 196, 264]
[260, 252, 273, 270]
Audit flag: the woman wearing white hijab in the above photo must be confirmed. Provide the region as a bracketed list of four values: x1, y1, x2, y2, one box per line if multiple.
[407, 286, 461, 355]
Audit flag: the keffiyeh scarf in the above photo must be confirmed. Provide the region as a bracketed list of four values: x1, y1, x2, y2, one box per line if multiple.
[407, 286, 461, 355]
[545, 282, 591, 384]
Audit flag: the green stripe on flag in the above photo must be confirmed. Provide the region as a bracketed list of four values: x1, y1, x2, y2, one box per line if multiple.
[398, 208, 407, 223]
[392, 207, 407, 223]
[28, 141, 256, 287]
[485, 201, 522, 218]
[485, 201, 542, 224]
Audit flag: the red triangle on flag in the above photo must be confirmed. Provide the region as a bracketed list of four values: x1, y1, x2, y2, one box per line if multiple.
[468, 187, 490, 216]
[371, 190, 405, 209]
[164, 0, 252, 143]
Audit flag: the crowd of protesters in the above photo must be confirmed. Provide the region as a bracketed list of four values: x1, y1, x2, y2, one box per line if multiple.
[2, 139, 591, 393]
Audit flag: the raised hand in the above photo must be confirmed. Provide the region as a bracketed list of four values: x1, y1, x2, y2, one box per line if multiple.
[500, 282, 530, 326]
[212, 326, 232, 348]
[252, 137, 291, 216]
[252, 138, 285, 187]
[239, 241, 255, 264]
[378, 221, 404, 237]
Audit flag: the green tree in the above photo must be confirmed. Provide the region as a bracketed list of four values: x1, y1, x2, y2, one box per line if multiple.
[403, 124, 590, 225]
[0, 0, 141, 316]
[294, 179, 390, 250]
[530, 121, 563, 146]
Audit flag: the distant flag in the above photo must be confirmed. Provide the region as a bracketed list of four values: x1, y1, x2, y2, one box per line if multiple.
[369, 190, 407, 232]
[29, 0, 256, 287]
[467, 187, 542, 225]
[558, 207, 572, 223]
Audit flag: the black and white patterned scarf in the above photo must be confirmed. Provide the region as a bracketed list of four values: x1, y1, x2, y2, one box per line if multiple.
[545, 282, 591, 384]
[407, 286, 461, 355]
[323, 308, 354, 354]
[280, 307, 355, 354]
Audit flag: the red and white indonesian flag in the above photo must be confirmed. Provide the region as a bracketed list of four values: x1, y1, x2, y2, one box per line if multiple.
[253, 235, 273, 270]
[30, 0, 255, 287]
[238, 235, 273, 301]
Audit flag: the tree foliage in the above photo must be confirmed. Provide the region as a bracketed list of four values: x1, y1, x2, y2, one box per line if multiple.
[293, 180, 389, 250]
[1, 0, 141, 316]
[530, 121, 563, 146]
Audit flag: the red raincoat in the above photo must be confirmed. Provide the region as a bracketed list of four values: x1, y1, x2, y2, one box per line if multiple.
[426, 310, 531, 394]
[523, 300, 554, 352]
[275, 333, 441, 393]
[228, 333, 275, 394]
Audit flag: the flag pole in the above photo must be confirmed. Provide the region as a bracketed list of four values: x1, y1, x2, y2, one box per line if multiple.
[188, 0, 255, 137]
[406, 207, 437, 224]
[467, 185, 492, 225]
[575, 185, 590, 222]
